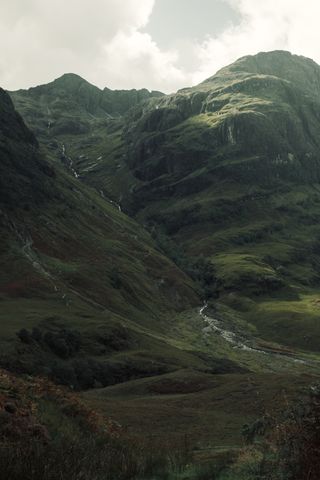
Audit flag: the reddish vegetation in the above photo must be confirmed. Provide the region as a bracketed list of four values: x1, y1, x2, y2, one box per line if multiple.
[149, 379, 209, 395]
[31, 231, 86, 261]
[0, 369, 121, 443]
[0, 277, 47, 297]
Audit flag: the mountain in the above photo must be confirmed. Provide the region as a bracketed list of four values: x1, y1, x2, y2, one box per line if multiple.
[9, 74, 163, 199]
[126, 50, 320, 186]
[12, 72, 163, 121]
[4, 51, 320, 477]
[119, 50, 320, 352]
[10, 51, 320, 354]
[0, 87, 214, 389]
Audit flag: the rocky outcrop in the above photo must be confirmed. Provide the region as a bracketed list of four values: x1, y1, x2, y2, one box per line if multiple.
[124, 51, 320, 196]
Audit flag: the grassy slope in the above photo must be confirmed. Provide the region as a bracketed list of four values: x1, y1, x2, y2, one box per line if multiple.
[0, 87, 207, 388]
[84, 369, 315, 448]
[85, 303, 320, 451]
[0, 367, 194, 480]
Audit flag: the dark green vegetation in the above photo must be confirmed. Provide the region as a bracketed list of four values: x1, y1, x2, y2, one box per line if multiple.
[210, 383, 320, 480]
[11, 51, 320, 353]
[4, 50, 320, 478]
[0, 88, 55, 208]
[84, 369, 315, 448]
[122, 50, 320, 353]
[0, 87, 207, 389]
[10, 73, 163, 199]
[1, 366, 318, 480]
[0, 368, 203, 480]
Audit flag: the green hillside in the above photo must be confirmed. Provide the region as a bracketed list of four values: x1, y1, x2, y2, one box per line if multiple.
[0, 87, 211, 389]
[117, 51, 320, 353]
[10, 74, 162, 203]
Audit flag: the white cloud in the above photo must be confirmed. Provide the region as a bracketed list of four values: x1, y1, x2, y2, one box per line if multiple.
[2, 0, 320, 93]
[191, 0, 320, 85]
[97, 30, 185, 92]
[1, 0, 162, 89]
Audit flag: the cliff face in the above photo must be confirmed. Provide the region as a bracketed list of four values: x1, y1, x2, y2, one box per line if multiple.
[0, 88, 55, 208]
[125, 51, 320, 187]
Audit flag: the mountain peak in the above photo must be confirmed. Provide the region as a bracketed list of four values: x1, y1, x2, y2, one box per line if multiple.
[223, 50, 319, 75]
[204, 50, 320, 95]
[52, 72, 100, 90]
[55, 72, 85, 81]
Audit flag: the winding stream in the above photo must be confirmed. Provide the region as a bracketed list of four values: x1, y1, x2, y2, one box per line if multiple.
[199, 304, 307, 365]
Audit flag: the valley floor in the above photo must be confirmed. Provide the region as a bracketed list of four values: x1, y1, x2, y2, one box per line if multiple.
[83, 306, 320, 455]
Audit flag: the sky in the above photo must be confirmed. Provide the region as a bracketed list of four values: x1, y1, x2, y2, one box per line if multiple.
[2, 0, 320, 93]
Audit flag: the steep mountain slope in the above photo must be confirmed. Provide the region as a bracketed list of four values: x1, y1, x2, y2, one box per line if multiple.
[11, 73, 163, 126]
[0, 89, 55, 208]
[120, 51, 320, 352]
[126, 50, 320, 188]
[0, 87, 209, 388]
[10, 74, 163, 201]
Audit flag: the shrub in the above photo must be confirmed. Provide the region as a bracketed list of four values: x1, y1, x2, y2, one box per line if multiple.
[51, 363, 77, 388]
[43, 329, 81, 359]
[151, 227, 220, 299]
[110, 268, 122, 289]
[16, 328, 31, 344]
[268, 386, 320, 480]
[0, 432, 194, 480]
[234, 386, 320, 480]
[31, 327, 43, 342]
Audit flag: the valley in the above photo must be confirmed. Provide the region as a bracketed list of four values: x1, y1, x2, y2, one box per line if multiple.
[2, 50, 320, 478]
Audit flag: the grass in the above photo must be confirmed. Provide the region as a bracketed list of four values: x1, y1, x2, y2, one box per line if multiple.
[0, 368, 202, 480]
[135, 177, 320, 353]
[0, 127, 203, 382]
[247, 292, 320, 351]
[1, 364, 314, 479]
[211, 253, 281, 292]
[216, 446, 265, 480]
[0, 295, 215, 387]
[84, 368, 316, 449]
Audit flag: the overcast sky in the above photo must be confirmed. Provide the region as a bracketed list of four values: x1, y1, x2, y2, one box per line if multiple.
[2, 0, 320, 93]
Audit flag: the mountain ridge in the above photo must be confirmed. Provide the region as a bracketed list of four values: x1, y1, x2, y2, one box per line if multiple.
[211, 50, 320, 96]
[8, 50, 320, 353]
[11, 73, 164, 118]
